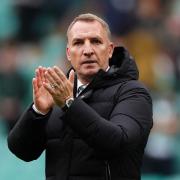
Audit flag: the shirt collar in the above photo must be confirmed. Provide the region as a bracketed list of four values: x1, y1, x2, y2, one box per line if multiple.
[77, 79, 88, 90]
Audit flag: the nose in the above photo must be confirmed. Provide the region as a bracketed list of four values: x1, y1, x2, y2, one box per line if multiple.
[83, 42, 94, 57]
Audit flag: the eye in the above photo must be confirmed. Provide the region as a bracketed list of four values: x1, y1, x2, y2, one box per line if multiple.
[91, 38, 102, 44]
[73, 40, 83, 46]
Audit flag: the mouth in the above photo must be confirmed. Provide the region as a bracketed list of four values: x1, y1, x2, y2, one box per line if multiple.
[81, 60, 97, 65]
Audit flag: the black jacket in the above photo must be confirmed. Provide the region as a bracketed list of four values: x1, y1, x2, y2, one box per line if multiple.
[8, 47, 153, 180]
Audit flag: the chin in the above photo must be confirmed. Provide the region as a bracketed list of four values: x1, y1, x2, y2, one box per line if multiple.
[84, 69, 99, 76]
[78, 69, 99, 80]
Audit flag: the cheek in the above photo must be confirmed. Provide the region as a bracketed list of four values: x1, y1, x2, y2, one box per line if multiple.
[99, 48, 110, 62]
[68, 49, 77, 61]
[70, 48, 81, 58]
[69, 50, 81, 68]
[101, 45, 110, 55]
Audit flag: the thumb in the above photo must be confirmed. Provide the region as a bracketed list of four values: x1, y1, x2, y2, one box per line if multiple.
[69, 69, 75, 84]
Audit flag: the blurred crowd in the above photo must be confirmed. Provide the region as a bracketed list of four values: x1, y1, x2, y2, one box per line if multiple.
[0, 0, 180, 179]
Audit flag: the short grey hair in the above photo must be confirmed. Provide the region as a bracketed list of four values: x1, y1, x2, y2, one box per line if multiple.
[67, 13, 111, 40]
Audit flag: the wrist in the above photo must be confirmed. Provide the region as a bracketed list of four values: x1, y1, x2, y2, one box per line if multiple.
[65, 97, 74, 108]
[62, 97, 74, 111]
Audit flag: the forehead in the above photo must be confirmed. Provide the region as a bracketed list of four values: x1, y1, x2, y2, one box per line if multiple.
[68, 20, 108, 40]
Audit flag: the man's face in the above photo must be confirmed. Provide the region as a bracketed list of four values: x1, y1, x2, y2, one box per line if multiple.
[66, 20, 114, 82]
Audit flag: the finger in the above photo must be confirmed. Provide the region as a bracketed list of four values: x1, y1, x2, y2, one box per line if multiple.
[45, 69, 61, 88]
[69, 69, 75, 84]
[32, 78, 38, 96]
[43, 82, 55, 96]
[42, 67, 49, 84]
[47, 67, 63, 85]
[43, 69, 48, 84]
[39, 66, 45, 83]
[53, 66, 67, 82]
[35, 69, 42, 88]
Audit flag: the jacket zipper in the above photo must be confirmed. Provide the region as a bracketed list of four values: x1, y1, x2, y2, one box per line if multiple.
[105, 161, 111, 180]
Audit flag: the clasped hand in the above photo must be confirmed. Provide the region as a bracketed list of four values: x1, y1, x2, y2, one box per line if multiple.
[32, 66, 74, 114]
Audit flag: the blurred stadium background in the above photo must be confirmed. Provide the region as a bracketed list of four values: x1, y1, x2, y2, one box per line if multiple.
[0, 0, 180, 179]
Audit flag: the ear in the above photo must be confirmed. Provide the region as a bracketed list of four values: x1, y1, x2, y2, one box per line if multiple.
[66, 45, 71, 61]
[108, 42, 114, 59]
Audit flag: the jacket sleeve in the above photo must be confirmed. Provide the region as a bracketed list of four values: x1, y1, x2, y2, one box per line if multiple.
[7, 105, 51, 162]
[61, 82, 153, 156]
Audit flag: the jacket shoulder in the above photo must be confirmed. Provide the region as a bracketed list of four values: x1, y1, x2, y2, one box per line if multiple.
[121, 80, 150, 94]
[116, 80, 152, 104]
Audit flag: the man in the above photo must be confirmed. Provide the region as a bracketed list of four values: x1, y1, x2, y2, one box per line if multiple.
[8, 13, 153, 180]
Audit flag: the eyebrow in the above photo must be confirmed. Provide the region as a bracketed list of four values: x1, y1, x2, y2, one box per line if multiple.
[72, 36, 103, 42]
[72, 38, 83, 42]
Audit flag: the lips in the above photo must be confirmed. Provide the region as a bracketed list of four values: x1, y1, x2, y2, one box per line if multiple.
[81, 60, 97, 64]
